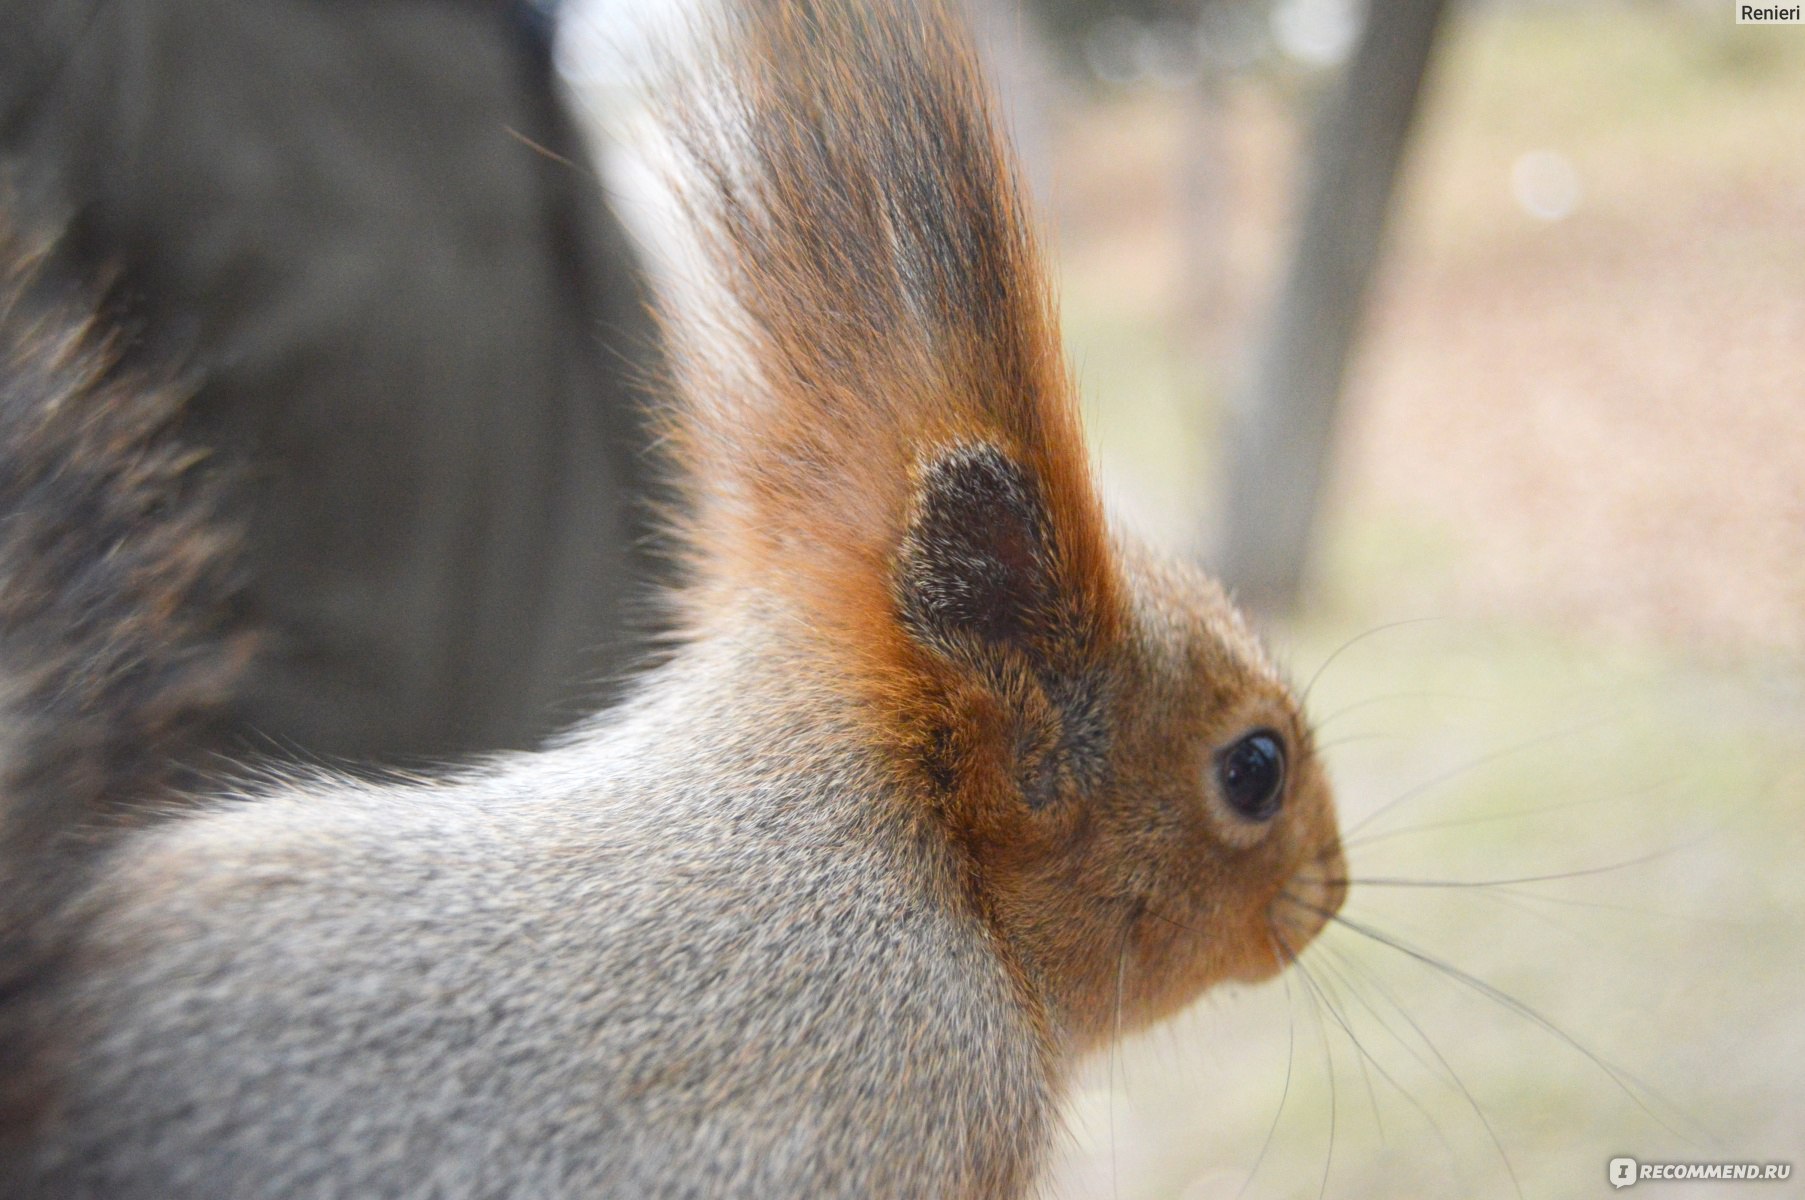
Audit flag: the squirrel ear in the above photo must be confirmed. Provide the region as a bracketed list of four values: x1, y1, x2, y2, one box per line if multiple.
[897, 444, 1054, 651]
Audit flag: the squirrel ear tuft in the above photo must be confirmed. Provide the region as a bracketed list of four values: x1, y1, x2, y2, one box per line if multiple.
[898, 444, 1054, 651]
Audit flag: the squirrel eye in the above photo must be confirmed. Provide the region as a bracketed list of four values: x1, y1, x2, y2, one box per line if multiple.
[1215, 730, 1287, 822]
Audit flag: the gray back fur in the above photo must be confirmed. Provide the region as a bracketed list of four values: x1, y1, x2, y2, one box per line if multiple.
[13, 641, 1053, 1197]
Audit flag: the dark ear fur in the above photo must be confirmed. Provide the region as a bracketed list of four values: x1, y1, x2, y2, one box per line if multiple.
[898, 444, 1054, 652]
[898, 444, 1110, 810]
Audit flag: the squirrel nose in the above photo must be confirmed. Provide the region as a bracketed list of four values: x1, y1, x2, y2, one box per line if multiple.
[1271, 839, 1348, 961]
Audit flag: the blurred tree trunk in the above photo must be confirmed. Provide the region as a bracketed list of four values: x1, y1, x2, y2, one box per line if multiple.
[1217, 0, 1450, 612]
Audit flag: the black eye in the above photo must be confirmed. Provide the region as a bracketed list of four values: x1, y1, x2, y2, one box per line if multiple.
[1215, 730, 1287, 821]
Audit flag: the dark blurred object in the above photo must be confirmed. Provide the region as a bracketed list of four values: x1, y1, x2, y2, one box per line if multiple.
[0, 0, 664, 764]
[1218, 0, 1449, 612]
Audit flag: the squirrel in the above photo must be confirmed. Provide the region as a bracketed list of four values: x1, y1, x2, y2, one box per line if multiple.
[0, 2, 1347, 1197]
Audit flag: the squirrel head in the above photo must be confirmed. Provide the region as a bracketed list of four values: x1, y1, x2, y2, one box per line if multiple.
[893, 441, 1345, 1048]
[655, 0, 1345, 1053]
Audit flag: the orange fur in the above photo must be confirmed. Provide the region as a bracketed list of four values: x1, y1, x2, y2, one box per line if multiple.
[654, 2, 1119, 712]
[651, 1, 1344, 1050]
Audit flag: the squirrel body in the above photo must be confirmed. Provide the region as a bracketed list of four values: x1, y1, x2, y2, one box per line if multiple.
[0, 2, 1346, 1196]
[27, 648, 1051, 1196]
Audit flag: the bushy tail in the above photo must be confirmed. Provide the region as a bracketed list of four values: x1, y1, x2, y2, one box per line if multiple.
[0, 196, 249, 1136]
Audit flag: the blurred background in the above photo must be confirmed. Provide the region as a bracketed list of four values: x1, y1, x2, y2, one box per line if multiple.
[564, 2, 1805, 1194]
[6, 0, 1800, 1194]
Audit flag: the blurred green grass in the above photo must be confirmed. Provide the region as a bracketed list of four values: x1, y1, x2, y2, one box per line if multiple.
[1044, 3, 1805, 1196]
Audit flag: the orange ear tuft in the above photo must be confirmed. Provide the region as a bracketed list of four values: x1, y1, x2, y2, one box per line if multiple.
[651, 0, 1120, 714]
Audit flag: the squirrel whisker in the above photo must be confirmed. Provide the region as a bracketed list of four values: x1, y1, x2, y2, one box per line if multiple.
[1283, 898, 1703, 1147]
